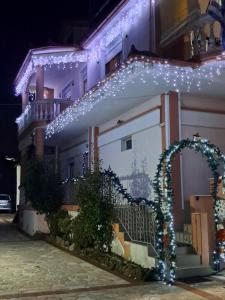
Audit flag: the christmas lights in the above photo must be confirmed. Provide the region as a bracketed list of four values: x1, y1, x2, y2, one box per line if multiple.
[153, 137, 225, 284]
[15, 51, 88, 95]
[15, 0, 149, 95]
[89, 0, 149, 62]
[45, 56, 225, 139]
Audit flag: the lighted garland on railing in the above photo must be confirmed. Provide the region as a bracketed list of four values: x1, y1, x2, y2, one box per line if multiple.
[62, 166, 156, 208]
[153, 136, 225, 285]
[104, 167, 156, 208]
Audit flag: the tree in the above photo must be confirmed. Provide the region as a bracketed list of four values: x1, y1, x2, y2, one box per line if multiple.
[23, 159, 63, 219]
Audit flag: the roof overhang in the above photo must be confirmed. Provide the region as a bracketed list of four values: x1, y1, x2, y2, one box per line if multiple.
[14, 46, 88, 96]
[45, 54, 225, 143]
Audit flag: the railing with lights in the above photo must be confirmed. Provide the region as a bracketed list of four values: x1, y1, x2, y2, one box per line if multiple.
[16, 99, 73, 134]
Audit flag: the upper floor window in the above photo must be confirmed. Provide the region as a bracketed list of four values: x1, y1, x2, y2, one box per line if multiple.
[68, 161, 74, 178]
[81, 66, 87, 96]
[105, 51, 122, 76]
[121, 136, 132, 152]
[83, 79, 87, 95]
[61, 80, 74, 100]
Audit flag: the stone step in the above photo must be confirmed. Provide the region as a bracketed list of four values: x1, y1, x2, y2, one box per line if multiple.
[176, 266, 214, 279]
[176, 246, 195, 255]
[177, 254, 201, 267]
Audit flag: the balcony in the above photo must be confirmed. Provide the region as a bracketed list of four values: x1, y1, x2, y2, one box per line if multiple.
[16, 99, 73, 135]
[189, 15, 222, 59]
[161, 13, 223, 60]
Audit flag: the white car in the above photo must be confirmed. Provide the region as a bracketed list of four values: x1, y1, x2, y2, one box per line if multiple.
[0, 194, 12, 212]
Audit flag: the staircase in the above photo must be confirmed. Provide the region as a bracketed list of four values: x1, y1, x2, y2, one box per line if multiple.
[176, 245, 214, 278]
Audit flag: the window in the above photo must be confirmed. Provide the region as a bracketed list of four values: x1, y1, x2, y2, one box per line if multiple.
[81, 66, 87, 95]
[61, 81, 74, 100]
[68, 162, 74, 178]
[121, 136, 132, 152]
[105, 52, 122, 76]
[82, 151, 89, 175]
[83, 79, 87, 95]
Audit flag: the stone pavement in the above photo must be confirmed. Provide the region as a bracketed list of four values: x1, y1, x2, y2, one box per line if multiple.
[0, 214, 225, 299]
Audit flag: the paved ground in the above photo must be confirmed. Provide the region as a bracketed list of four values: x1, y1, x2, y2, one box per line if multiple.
[0, 214, 225, 299]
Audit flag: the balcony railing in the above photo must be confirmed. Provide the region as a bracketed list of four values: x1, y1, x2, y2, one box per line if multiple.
[161, 13, 223, 60]
[189, 15, 222, 58]
[16, 99, 73, 134]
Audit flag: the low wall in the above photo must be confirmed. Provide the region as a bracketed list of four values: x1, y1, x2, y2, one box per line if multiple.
[112, 224, 156, 269]
[20, 209, 49, 236]
[19, 205, 79, 236]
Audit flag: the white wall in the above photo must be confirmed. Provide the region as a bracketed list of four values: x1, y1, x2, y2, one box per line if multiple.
[60, 138, 88, 180]
[99, 109, 162, 199]
[85, 0, 151, 90]
[21, 210, 49, 236]
[181, 110, 225, 205]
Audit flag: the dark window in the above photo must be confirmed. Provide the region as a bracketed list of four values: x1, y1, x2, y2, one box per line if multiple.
[83, 79, 87, 95]
[44, 146, 55, 155]
[106, 52, 122, 76]
[121, 136, 132, 152]
[68, 162, 74, 178]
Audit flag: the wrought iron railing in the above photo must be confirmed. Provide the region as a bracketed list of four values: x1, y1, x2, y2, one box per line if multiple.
[63, 181, 79, 205]
[103, 169, 157, 255]
[61, 169, 157, 256]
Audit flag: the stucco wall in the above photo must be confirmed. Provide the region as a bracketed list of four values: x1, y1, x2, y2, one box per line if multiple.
[159, 0, 198, 37]
[112, 237, 155, 268]
[181, 109, 225, 222]
[99, 109, 162, 199]
[21, 210, 50, 236]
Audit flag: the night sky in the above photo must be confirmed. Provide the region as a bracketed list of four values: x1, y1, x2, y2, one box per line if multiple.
[0, 0, 121, 157]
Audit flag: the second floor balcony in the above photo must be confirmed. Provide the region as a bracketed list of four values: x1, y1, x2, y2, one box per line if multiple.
[16, 98, 73, 135]
[160, 11, 223, 61]
[14, 46, 88, 135]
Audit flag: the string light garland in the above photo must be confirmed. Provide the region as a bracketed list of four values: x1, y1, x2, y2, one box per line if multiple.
[15, 0, 150, 95]
[46, 56, 225, 138]
[15, 51, 88, 95]
[88, 0, 149, 62]
[153, 137, 225, 284]
[60, 142, 225, 285]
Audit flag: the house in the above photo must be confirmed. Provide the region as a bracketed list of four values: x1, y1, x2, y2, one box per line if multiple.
[15, 0, 225, 278]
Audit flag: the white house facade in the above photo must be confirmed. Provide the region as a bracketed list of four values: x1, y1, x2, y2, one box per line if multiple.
[15, 0, 225, 278]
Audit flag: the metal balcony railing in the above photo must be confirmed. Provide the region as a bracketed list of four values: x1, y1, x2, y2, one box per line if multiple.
[16, 99, 73, 134]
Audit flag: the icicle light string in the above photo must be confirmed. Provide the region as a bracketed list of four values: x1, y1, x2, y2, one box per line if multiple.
[45, 58, 225, 138]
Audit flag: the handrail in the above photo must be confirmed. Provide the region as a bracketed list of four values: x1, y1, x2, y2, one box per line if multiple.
[103, 168, 158, 256]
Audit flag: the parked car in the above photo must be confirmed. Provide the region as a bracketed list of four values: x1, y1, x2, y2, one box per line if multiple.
[0, 194, 12, 212]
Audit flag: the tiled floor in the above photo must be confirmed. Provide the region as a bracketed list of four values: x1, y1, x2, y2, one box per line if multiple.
[0, 214, 225, 300]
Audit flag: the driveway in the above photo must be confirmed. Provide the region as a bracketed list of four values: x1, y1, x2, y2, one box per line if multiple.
[0, 214, 225, 299]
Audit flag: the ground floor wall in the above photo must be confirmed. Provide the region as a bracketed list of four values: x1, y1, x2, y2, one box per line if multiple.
[180, 107, 225, 222]
[99, 109, 162, 199]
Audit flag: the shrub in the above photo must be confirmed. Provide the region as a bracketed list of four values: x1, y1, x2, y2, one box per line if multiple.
[48, 209, 74, 243]
[72, 169, 115, 253]
[23, 159, 63, 220]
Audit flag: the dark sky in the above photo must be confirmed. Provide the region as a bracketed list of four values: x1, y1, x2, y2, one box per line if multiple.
[0, 0, 120, 157]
